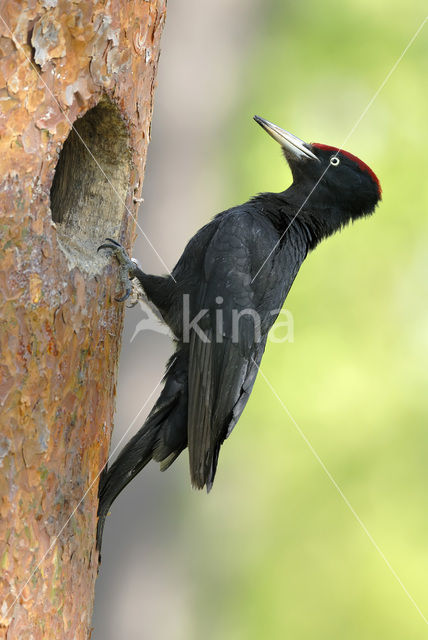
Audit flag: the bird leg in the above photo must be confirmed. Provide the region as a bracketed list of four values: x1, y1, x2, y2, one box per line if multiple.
[97, 238, 139, 303]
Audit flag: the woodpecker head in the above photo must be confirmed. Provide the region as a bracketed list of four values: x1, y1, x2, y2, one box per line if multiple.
[254, 115, 381, 223]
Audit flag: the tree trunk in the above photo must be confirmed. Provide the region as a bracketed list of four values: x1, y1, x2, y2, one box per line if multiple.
[0, 1, 166, 637]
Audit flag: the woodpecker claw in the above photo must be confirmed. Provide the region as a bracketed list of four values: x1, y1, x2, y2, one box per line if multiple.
[97, 243, 116, 253]
[97, 238, 127, 255]
[126, 299, 140, 309]
[105, 237, 122, 247]
[98, 239, 137, 304]
[115, 288, 132, 303]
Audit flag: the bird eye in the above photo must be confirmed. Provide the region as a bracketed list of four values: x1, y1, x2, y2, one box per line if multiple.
[330, 156, 340, 166]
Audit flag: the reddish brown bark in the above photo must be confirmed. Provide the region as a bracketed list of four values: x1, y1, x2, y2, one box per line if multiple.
[0, 1, 166, 637]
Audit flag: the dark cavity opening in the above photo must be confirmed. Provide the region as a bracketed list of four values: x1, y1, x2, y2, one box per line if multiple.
[50, 97, 130, 273]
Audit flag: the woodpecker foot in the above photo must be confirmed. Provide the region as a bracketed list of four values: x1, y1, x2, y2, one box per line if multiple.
[98, 238, 138, 302]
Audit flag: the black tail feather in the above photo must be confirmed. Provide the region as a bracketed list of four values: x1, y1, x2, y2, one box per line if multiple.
[96, 349, 188, 555]
[96, 415, 165, 553]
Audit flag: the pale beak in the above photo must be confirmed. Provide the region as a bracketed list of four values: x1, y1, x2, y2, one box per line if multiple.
[254, 115, 319, 162]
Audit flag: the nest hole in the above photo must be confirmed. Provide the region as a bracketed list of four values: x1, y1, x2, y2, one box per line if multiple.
[50, 97, 130, 273]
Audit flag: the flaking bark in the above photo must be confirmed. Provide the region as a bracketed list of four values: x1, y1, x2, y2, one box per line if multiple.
[0, 1, 167, 637]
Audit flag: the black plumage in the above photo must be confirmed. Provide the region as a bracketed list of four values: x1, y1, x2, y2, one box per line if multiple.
[96, 116, 381, 550]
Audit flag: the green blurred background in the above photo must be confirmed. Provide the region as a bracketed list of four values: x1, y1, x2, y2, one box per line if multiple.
[94, 1, 428, 638]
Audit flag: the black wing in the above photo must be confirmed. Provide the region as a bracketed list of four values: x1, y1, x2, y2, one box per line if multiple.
[186, 212, 305, 489]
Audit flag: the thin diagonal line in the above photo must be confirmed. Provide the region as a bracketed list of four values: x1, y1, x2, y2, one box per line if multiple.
[251, 164, 332, 284]
[0, 14, 176, 283]
[4, 364, 172, 619]
[340, 16, 427, 151]
[253, 359, 428, 627]
[251, 16, 427, 285]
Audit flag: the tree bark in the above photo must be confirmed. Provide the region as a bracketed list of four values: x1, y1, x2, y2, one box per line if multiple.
[0, 1, 166, 637]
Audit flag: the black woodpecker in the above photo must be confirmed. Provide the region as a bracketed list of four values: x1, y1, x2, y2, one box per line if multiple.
[96, 116, 381, 550]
